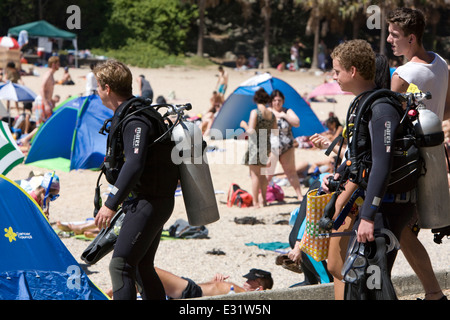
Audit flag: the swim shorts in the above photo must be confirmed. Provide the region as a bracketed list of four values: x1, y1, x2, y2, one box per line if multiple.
[179, 277, 203, 299]
[218, 84, 227, 95]
[34, 103, 52, 125]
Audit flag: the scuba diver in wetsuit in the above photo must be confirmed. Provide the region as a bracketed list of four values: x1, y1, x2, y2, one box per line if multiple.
[93, 59, 179, 300]
[322, 40, 416, 299]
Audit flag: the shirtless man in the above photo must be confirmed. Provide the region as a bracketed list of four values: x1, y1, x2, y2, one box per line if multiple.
[216, 66, 228, 97]
[105, 267, 273, 299]
[155, 267, 273, 299]
[38, 56, 60, 124]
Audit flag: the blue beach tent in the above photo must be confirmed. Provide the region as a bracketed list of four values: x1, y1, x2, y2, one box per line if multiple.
[210, 73, 325, 139]
[24, 95, 113, 172]
[0, 175, 108, 300]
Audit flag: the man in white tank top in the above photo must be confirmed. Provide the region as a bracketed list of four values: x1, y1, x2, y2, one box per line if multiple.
[387, 7, 449, 300]
[394, 53, 448, 119]
[388, 8, 450, 121]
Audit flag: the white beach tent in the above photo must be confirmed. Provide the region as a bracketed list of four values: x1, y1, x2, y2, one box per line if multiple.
[0, 121, 24, 175]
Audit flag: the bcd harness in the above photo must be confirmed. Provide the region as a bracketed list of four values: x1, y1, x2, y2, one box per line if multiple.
[320, 89, 436, 231]
[93, 97, 191, 216]
[345, 89, 428, 193]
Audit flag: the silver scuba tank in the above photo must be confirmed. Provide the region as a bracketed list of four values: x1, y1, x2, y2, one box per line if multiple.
[414, 106, 450, 229]
[171, 120, 220, 226]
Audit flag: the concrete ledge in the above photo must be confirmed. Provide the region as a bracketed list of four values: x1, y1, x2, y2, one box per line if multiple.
[197, 269, 448, 300]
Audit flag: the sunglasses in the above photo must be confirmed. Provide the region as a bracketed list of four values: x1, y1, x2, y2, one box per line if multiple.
[49, 194, 60, 201]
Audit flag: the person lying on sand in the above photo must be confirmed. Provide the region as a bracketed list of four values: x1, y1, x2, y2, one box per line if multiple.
[105, 267, 273, 299]
[56, 219, 99, 238]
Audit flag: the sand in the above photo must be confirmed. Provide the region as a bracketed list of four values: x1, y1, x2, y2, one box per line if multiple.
[4, 63, 449, 299]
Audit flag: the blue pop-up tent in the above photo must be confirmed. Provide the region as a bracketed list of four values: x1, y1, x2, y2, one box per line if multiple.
[0, 175, 108, 300]
[210, 73, 325, 139]
[24, 95, 113, 172]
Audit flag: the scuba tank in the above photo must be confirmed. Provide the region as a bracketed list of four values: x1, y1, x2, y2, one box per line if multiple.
[84, 100, 220, 265]
[413, 102, 450, 229]
[171, 117, 220, 226]
[97, 98, 220, 227]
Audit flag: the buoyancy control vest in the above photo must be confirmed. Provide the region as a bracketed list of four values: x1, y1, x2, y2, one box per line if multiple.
[344, 89, 424, 194]
[92, 97, 177, 216]
[93, 97, 220, 226]
[100, 97, 174, 185]
[325, 88, 450, 241]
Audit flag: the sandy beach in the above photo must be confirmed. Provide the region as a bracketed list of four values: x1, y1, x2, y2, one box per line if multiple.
[4, 62, 449, 299]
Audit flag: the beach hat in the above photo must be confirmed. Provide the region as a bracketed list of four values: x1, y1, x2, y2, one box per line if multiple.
[40, 172, 60, 191]
[243, 269, 272, 281]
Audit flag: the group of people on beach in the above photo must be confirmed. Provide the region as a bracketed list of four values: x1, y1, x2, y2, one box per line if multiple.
[286, 7, 449, 300]
[7, 6, 449, 301]
[240, 87, 304, 208]
[86, 7, 448, 300]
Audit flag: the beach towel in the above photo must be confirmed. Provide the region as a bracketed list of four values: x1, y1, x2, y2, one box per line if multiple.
[245, 241, 290, 251]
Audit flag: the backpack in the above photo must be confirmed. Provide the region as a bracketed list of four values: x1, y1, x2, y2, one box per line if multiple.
[227, 183, 253, 208]
[266, 181, 284, 202]
[99, 97, 174, 185]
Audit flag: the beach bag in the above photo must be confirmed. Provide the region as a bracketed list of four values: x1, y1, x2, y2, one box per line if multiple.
[227, 183, 253, 208]
[299, 188, 334, 261]
[266, 181, 284, 202]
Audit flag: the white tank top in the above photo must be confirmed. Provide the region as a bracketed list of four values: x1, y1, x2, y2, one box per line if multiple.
[394, 52, 448, 120]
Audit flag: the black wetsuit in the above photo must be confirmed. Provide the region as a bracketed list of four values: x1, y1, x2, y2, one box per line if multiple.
[105, 99, 179, 300]
[343, 92, 414, 273]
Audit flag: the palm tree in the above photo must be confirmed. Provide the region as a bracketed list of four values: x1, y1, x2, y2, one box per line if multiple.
[238, 0, 308, 69]
[295, 0, 340, 70]
[236, 0, 275, 68]
[183, 0, 222, 57]
[261, 0, 272, 68]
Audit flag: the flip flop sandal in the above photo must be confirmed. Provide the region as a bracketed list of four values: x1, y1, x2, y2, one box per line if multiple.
[282, 259, 303, 274]
[275, 254, 303, 274]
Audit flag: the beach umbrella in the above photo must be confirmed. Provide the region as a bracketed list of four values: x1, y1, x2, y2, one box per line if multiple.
[307, 81, 352, 99]
[0, 121, 24, 175]
[0, 36, 19, 49]
[0, 81, 37, 102]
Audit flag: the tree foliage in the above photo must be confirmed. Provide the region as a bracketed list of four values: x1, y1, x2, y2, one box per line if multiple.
[100, 0, 197, 55]
[0, 0, 448, 69]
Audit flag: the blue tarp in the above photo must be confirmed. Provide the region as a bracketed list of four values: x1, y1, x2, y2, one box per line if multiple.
[210, 73, 325, 139]
[24, 95, 113, 171]
[0, 175, 108, 300]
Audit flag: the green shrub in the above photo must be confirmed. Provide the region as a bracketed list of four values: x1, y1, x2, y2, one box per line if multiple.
[92, 40, 214, 69]
[100, 0, 196, 55]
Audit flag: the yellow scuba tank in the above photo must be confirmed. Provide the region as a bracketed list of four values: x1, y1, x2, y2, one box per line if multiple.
[171, 120, 220, 226]
[409, 84, 450, 229]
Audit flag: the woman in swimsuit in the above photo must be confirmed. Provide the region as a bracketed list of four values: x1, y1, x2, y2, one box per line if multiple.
[241, 88, 277, 208]
[267, 89, 303, 202]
